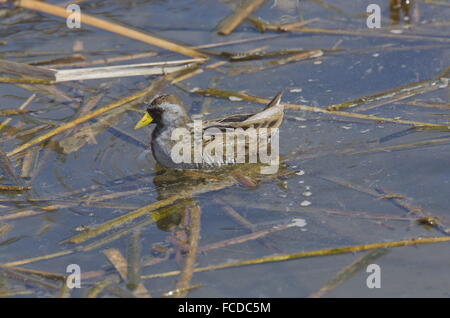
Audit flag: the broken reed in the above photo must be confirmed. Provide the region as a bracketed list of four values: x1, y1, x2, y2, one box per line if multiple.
[142, 236, 450, 279]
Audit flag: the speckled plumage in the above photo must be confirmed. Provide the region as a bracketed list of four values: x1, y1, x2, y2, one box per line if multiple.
[142, 92, 285, 170]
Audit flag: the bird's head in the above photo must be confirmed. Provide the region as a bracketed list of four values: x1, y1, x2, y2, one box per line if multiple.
[134, 94, 189, 129]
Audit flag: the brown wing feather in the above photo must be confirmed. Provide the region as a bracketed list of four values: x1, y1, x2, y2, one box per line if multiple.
[263, 91, 283, 110]
[203, 91, 284, 130]
[186, 92, 284, 164]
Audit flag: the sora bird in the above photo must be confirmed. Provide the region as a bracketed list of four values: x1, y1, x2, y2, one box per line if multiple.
[134, 92, 284, 172]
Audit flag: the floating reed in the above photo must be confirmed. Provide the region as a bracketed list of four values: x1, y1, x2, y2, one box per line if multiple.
[0, 148, 22, 185]
[0, 59, 56, 80]
[328, 67, 449, 111]
[85, 277, 115, 298]
[2, 249, 74, 267]
[53, 60, 203, 82]
[0, 110, 33, 116]
[0, 94, 35, 133]
[175, 204, 201, 297]
[308, 248, 389, 298]
[64, 192, 190, 244]
[126, 230, 141, 291]
[290, 27, 450, 43]
[142, 236, 450, 279]
[0, 185, 31, 191]
[103, 248, 150, 298]
[194, 88, 448, 128]
[217, 0, 266, 35]
[7, 66, 201, 157]
[6, 77, 169, 157]
[13, 0, 207, 59]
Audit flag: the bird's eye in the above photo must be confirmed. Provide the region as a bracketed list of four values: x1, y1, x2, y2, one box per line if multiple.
[148, 107, 163, 119]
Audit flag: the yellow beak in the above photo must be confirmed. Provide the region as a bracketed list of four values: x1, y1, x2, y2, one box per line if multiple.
[134, 112, 153, 129]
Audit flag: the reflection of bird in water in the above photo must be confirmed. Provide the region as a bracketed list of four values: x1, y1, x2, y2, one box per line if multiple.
[151, 164, 234, 232]
[151, 161, 286, 233]
[389, 0, 413, 24]
[147, 161, 288, 264]
[148, 160, 289, 264]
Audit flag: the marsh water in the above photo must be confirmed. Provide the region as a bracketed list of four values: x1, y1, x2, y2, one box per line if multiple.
[1, 0, 450, 297]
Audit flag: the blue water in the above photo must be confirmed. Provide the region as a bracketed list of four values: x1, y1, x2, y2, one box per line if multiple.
[0, 0, 449, 297]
